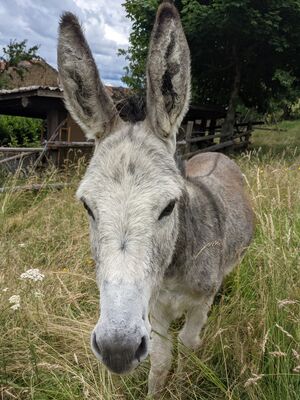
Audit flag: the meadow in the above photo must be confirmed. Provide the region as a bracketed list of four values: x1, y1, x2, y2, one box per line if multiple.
[0, 122, 299, 399]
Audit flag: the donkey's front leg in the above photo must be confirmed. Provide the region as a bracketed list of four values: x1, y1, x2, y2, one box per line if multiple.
[176, 295, 215, 373]
[148, 303, 176, 397]
[179, 295, 215, 350]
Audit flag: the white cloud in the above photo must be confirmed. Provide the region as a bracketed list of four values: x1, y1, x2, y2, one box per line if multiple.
[104, 25, 129, 46]
[0, 0, 132, 86]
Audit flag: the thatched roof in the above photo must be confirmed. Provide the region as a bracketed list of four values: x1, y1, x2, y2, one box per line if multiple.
[0, 60, 148, 122]
[1, 59, 59, 89]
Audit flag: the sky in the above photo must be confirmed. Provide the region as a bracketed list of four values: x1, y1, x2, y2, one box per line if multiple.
[0, 0, 132, 86]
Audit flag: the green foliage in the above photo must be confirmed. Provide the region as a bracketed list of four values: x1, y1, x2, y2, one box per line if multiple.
[0, 115, 43, 147]
[120, 0, 300, 113]
[0, 39, 40, 89]
[1, 39, 40, 67]
[119, 0, 159, 91]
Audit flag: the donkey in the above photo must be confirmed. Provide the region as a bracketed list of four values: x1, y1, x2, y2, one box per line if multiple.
[57, 0, 254, 395]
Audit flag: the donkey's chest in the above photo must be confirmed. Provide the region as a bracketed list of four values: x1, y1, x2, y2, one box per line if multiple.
[156, 278, 201, 319]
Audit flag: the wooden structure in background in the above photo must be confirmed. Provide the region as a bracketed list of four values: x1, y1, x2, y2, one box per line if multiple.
[0, 85, 262, 171]
[0, 84, 133, 169]
[177, 105, 263, 159]
[0, 60, 263, 170]
[0, 85, 94, 169]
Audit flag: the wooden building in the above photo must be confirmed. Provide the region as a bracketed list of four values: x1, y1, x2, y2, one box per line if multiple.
[0, 61, 130, 166]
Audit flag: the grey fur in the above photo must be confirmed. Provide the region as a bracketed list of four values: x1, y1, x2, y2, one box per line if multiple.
[57, 2, 254, 396]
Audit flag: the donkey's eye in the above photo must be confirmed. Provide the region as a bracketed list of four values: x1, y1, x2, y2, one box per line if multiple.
[158, 200, 176, 220]
[83, 202, 95, 220]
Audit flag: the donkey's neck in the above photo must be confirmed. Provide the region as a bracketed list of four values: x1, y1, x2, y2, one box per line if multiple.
[166, 176, 225, 284]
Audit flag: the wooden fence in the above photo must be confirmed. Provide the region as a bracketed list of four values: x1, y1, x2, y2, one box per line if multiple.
[177, 105, 263, 159]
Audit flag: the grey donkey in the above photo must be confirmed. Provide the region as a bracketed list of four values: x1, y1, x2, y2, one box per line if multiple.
[57, 0, 254, 396]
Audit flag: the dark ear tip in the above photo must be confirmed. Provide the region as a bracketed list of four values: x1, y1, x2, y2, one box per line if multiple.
[59, 12, 80, 29]
[157, 0, 179, 21]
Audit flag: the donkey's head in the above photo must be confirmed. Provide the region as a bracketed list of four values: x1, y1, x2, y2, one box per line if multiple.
[58, 1, 190, 374]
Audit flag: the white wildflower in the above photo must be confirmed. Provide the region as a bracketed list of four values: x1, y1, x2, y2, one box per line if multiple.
[11, 303, 20, 311]
[9, 295, 20, 304]
[293, 365, 300, 373]
[2, 287, 8, 292]
[244, 373, 264, 387]
[18, 243, 26, 248]
[20, 268, 45, 282]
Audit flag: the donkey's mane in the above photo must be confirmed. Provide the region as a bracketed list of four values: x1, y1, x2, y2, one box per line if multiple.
[116, 94, 187, 176]
[116, 95, 146, 123]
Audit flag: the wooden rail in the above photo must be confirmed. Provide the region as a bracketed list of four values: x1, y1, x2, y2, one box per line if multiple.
[46, 141, 94, 149]
[0, 150, 41, 165]
[180, 119, 261, 159]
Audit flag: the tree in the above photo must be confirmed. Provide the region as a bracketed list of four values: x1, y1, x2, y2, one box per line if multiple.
[121, 0, 300, 127]
[118, 1, 159, 91]
[0, 40, 40, 89]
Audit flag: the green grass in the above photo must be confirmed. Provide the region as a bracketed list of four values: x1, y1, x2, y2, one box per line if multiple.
[251, 120, 300, 156]
[0, 123, 300, 399]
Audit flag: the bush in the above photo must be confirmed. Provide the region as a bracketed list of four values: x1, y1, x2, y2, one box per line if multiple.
[0, 115, 43, 147]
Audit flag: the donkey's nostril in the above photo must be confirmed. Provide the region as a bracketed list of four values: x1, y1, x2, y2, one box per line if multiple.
[92, 332, 101, 355]
[135, 335, 148, 362]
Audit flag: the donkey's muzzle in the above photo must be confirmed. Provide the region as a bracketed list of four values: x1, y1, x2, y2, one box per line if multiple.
[91, 280, 150, 374]
[91, 329, 149, 374]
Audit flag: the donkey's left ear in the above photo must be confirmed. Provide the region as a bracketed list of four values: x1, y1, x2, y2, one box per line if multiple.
[146, 1, 191, 150]
[57, 13, 121, 141]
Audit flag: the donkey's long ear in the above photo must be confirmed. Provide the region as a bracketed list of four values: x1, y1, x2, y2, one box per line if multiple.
[146, 1, 191, 148]
[57, 13, 120, 140]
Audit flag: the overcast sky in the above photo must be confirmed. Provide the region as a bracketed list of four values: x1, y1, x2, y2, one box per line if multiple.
[0, 0, 132, 86]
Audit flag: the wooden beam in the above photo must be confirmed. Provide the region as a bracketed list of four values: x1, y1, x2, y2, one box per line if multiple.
[37, 89, 63, 98]
[46, 141, 94, 149]
[183, 140, 235, 159]
[254, 127, 286, 132]
[185, 132, 231, 143]
[0, 151, 39, 165]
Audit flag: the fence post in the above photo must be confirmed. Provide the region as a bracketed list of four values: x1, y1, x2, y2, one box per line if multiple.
[245, 121, 253, 147]
[185, 121, 194, 154]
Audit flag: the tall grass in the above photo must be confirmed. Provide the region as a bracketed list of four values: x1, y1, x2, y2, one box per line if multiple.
[0, 129, 299, 399]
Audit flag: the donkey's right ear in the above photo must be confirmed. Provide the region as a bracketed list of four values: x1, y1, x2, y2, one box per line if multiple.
[57, 13, 121, 140]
